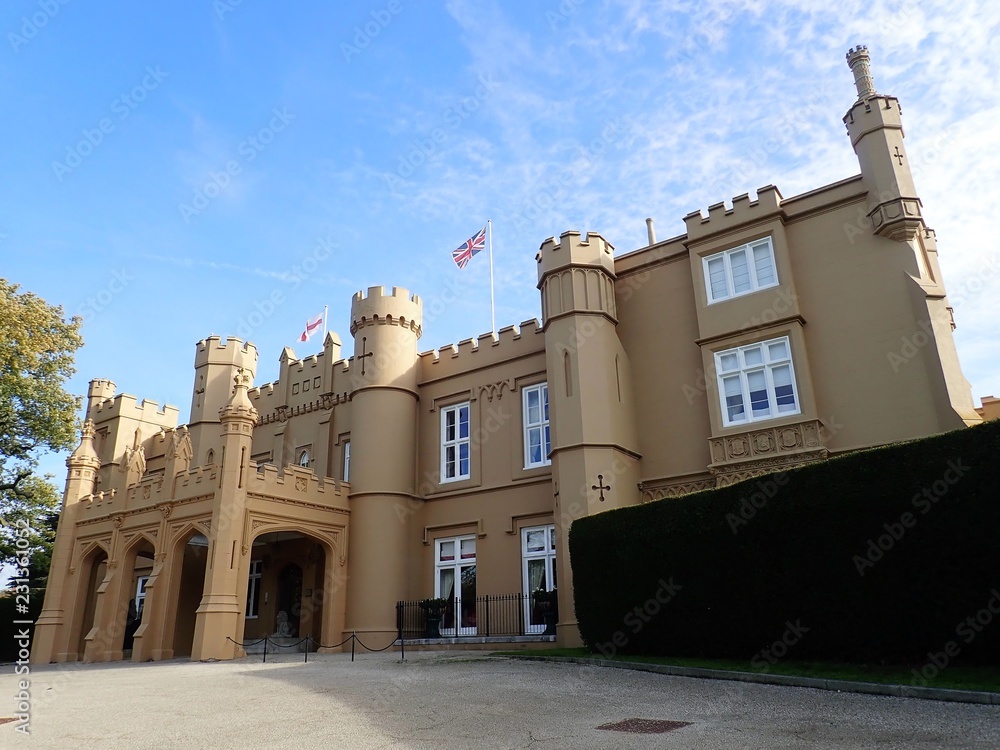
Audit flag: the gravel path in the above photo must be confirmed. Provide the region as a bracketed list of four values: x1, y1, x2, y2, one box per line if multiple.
[3, 651, 998, 748]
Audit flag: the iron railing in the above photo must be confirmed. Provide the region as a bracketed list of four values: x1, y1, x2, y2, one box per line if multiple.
[396, 592, 557, 639]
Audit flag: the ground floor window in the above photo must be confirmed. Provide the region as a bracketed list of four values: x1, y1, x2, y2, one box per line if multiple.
[246, 560, 262, 618]
[522, 525, 556, 634]
[435, 536, 477, 635]
[135, 575, 150, 620]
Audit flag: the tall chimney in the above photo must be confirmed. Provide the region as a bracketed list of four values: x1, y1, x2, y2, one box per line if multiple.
[645, 217, 656, 245]
[846, 45, 876, 100]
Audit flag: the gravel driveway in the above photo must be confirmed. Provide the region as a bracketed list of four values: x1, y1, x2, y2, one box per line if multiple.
[4, 651, 997, 748]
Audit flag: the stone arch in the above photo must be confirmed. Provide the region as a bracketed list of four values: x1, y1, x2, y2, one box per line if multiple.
[70, 543, 109, 661]
[160, 524, 211, 658]
[113, 532, 158, 658]
[236, 523, 345, 651]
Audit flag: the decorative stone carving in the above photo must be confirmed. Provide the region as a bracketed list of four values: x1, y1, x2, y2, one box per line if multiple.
[478, 379, 513, 402]
[118, 428, 147, 486]
[639, 478, 716, 503]
[708, 418, 829, 486]
[295, 476, 307, 492]
[166, 426, 194, 473]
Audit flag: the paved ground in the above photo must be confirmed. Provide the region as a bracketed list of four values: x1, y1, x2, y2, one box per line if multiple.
[3, 651, 998, 748]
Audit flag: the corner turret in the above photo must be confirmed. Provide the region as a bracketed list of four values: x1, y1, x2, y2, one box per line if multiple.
[843, 45, 923, 242]
[189, 336, 259, 466]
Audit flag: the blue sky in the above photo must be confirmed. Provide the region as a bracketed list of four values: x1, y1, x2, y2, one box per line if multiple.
[3, 0, 998, 484]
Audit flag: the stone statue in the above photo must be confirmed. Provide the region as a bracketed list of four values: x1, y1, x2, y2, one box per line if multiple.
[166, 426, 193, 472]
[273, 610, 294, 637]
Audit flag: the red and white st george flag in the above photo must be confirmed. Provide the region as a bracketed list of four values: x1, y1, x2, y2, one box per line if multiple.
[299, 311, 324, 342]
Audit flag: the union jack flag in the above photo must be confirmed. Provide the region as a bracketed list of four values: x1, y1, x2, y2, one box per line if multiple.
[452, 225, 487, 269]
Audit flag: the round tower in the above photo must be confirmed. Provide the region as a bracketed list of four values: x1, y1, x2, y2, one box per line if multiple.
[188, 336, 258, 466]
[343, 286, 422, 648]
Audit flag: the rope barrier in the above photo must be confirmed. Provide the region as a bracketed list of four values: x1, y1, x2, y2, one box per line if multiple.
[226, 632, 406, 663]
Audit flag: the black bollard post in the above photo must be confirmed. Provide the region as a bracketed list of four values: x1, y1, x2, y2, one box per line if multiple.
[263, 637, 268, 664]
[351, 631, 356, 662]
[305, 634, 310, 664]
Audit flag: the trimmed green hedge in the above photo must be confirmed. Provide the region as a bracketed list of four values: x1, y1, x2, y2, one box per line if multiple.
[570, 420, 1000, 666]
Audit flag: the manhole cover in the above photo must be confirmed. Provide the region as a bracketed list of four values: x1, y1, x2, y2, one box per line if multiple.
[596, 718, 692, 734]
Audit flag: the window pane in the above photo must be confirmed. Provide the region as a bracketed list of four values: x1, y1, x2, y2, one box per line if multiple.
[767, 340, 788, 361]
[748, 370, 770, 416]
[719, 353, 739, 372]
[526, 530, 545, 553]
[528, 428, 541, 464]
[730, 249, 751, 293]
[743, 346, 764, 367]
[459, 443, 469, 476]
[542, 386, 549, 420]
[440, 541, 455, 562]
[459, 406, 469, 439]
[460, 538, 476, 559]
[753, 243, 776, 286]
[707, 257, 728, 300]
[445, 409, 455, 441]
[445, 446, 456, 478]
[723, 375, 745, 422]
[543, 425, 550, 457]
[773, 364, 796, 411]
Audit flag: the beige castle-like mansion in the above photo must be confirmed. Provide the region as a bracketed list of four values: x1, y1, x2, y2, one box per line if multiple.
[33, 48, 983, 664]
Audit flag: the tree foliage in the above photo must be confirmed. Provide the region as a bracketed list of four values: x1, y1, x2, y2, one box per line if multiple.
[0, 279, 83, 574]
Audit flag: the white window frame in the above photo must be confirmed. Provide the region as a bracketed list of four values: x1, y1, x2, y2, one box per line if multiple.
[521, 525, 556, 634]
[434, 535, 477, 636]
[246, 560, 263, 619]
[715, 336, 800, 427]
[522, 383, 551, 469]
[135, 575, 149, 620]
[703, 237, 778, 304]
[297, 447, 310, 467]
[440, 402, 471, 482]
[342, 440, 351, 482]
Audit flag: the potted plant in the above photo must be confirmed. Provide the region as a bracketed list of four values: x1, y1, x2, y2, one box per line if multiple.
[531, 588, 558, 635]
[419, 598, 448, 638]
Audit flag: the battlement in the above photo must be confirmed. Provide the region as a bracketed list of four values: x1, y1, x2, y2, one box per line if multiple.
[194, 335, 259, 372]
[683, 186, 784, 242]
[248, 462, 348, 508]
[418, 318, 545, 379]
[87, 379, 117, 409]
[350, 286, 423, 338]
[88, 392, 181, 428]
[536, 231, 616, 285]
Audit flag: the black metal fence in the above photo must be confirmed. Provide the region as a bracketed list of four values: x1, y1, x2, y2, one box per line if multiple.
[396, 593, 557, 639]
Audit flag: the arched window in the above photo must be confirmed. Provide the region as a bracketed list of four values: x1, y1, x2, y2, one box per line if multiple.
[206, 449, 215, 465]
[298, 449, 310, 467]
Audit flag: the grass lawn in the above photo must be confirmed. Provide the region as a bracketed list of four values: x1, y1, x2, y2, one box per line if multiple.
[497, 648, 1000, 693]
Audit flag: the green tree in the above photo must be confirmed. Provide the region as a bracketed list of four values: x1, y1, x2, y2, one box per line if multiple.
[0, 279, 83, 580]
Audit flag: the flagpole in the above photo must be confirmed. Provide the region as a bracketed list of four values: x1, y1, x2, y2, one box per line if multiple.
[488, 219, 496, 336]
[322, 305, 328, 341]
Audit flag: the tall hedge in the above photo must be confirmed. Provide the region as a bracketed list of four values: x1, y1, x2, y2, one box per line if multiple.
[570, 420, 1000, 666]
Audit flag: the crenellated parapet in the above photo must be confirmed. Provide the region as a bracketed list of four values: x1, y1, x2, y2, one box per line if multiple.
[248, 462, 349, 508]
[417, 319, 545, 380]
[536, 231, 618, 326]
[349, 286, 422, 338]
[194, 335, 259, 374]
[683, 186, 784, 243]
[88, 392, 180, 428]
